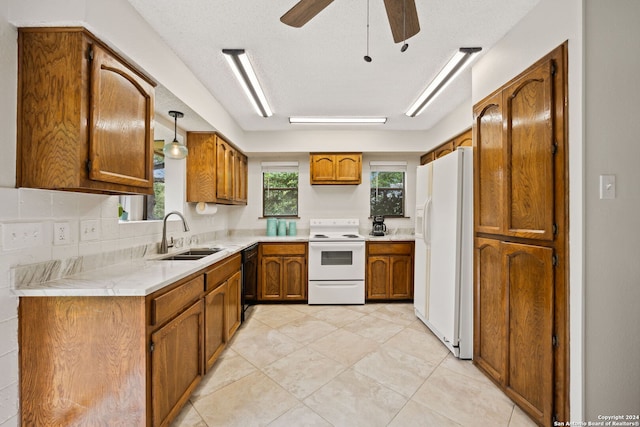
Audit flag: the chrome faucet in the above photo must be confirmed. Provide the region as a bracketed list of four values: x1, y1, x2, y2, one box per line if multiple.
[159, 211, 190, 254]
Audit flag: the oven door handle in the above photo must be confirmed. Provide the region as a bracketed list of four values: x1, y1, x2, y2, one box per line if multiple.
[309, 242, 365, 250]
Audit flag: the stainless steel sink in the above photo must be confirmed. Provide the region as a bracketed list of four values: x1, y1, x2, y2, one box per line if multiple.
[157, 248, 224, 261]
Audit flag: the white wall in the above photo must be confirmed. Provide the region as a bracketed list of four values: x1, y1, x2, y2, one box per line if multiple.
[583, 0, 640, 419]
[228, 153, 420, 236]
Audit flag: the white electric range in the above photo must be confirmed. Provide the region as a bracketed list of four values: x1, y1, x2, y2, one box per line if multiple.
[308, 219, 366, 305]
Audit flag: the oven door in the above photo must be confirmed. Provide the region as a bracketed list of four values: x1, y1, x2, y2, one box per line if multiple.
[308, 241, 365, 281]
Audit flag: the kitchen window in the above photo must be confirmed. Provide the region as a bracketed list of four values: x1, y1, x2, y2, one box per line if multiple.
[118, 142, 165, 221]
[370, 161, 406, 217]
[262, 162, 299, 217]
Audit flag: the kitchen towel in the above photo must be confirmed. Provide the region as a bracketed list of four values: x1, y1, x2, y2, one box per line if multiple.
[195, 202, 218, 215]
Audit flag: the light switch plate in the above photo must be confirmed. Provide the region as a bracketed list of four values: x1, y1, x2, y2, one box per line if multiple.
[599, 174, 616, 199]
[80, 219, 99, 241]
[2, 223, 43, 250]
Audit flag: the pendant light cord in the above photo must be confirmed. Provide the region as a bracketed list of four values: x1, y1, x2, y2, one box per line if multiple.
[364, 0, 372, 61]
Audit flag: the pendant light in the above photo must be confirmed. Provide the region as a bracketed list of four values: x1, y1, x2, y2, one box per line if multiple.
[400, 0, 409, 52]
[163, 110, 188, 159]
[363, 0, 372, 62]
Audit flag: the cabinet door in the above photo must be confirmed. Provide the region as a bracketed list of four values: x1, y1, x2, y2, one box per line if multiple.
[503, 59, 555, 241]
[204, 284, 226, 371]
[235, 153, 248, 203]
[474, 92, 504, 235]
[389, 255, 413, 299]
[474, 238, 507, 383]
[434, 142, 454, 159]
[367, 256, 390, 299]
[89, 42, 154, 190]
[216, 137, 234, 201]
[151, 300, 204, 427]
[420, 152, 434, 165]
[226, 271, 242, 338]
[503, 242, 554, 425]
[310, 154, 335, 182]
[186, 132, 217, 203]
[283, 256, 306, 300]
[453, 129, 473, 148]
[335, 154, 362, 183]
[260, 257, 283, 300]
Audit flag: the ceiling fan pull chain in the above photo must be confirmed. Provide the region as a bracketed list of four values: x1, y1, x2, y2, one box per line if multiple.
[364, 0, 372, 62]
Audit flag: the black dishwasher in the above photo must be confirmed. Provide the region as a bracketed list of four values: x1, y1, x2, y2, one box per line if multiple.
[241, 243, 258, 321]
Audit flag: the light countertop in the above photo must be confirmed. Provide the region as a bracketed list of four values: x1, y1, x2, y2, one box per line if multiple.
[12, 234, 413, 298]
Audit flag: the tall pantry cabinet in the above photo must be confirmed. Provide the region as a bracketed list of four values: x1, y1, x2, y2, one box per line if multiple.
[473, 43, 568, 426]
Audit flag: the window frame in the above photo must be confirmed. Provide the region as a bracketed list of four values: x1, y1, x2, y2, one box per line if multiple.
[262, 162, 300, 218]
[369, 162, 407, 218]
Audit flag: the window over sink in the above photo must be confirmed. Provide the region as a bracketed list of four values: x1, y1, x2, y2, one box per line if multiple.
[370, 161, 407, 217]
[262, 162, 299, 217]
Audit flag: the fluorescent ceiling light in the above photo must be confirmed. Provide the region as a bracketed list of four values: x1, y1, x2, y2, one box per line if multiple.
[222, 49, 272, 117]
[289, 117, 387, 124]
[406, 47, 482, 117]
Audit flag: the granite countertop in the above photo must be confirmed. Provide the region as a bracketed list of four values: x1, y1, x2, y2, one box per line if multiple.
[11, 233, 413, 298]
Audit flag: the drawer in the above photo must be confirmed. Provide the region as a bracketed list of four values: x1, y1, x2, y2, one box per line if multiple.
[260, 242, 307, 256]
[205, 253, 241, 291]
[367, 241, 414, 256]
[151, 275, 204, 326]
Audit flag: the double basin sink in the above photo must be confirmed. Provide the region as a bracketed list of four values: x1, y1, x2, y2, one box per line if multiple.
[157, 248, 225, 261]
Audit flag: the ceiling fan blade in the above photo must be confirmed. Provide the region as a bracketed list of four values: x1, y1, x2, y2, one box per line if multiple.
[384, 0, 420, 43]
[280, 0, 335, 28]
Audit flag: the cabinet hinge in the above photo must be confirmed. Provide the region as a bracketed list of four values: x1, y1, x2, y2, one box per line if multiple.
[150, 342, 154, 353]
[85, 159, 92, 173]
[87, 46, 94, 62]
[552, 254, 558, 267]
[552, 223, 558, 235]
[552, 335, 559, 348]
[551, 61, 557, 76]
[551, 141, 558, 155]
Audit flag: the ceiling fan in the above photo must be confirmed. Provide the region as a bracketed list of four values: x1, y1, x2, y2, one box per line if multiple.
[280, 0, 420, 44]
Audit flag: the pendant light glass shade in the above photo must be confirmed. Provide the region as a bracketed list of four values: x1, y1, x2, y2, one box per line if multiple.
[163, 110, 188, 159]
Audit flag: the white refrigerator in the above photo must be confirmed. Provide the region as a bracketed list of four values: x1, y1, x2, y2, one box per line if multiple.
[414, 147, 473, 359]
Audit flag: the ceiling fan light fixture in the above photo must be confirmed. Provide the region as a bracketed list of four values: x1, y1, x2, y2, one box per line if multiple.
[163, 110, 188, 160]
[222, 49, 273, 118]
[289, 117, 387, 124]
[406, 47, 482, 117]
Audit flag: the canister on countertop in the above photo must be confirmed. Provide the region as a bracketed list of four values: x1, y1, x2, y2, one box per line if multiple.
[288, 221, 297, 236]
[277, 219, 287, 236]
[266, 218, 277, 236]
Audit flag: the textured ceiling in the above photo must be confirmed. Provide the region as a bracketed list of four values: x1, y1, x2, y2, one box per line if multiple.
[128, 0, 539, 132]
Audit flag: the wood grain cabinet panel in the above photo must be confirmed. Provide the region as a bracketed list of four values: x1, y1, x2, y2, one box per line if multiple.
[17, 27, 155, 195]
[433, 142, 454, 159]
[186, 132, 247, 205]
[473, 43, 568, 426]
[151, 300, 204, 427]
[258, 243, 308, 301]
[204, 283, 226, 370]
[310, 153, 362, 184]
[366, 242, 414, 301]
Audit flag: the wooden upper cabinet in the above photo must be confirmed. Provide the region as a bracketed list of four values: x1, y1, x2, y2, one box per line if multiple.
[186, 132, 217, 202]
[310, 153, 362, 184]
[433, 142, 454, 159]
[474, 92, 504, 236]
[453, 128, 473, 149]
[420, 152, 435, 165]
[17, 27, 155, 195]
[186, 132, 247, 205]
[503, 59, 555, 241]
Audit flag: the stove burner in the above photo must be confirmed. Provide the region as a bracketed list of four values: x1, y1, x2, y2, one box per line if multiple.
[343, 234, 359, 238]
[313, 234, 329, 238]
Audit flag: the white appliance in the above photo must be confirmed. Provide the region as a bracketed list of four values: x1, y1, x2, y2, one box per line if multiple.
[414, 147, 473, 359]
[308, 219, 366, 305]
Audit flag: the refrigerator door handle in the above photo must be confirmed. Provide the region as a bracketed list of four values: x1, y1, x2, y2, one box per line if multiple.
[424, 197, 432, 245]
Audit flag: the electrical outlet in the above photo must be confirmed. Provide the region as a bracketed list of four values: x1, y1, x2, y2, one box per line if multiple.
[80, 219, 99, 241]
[53, 222, 71, 245]
[2, 222, 43, 250]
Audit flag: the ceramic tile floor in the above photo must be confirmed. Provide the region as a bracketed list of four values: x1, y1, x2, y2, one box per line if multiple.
[171, 303, 537, 427]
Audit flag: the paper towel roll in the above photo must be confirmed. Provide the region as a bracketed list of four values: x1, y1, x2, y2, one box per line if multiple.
[195, 202, 218, 215]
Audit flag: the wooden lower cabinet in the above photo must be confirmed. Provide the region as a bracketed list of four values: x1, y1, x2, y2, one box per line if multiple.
[151, 299, 204, 427]
[474, 238, 554, 425]
[204, 254, 242, 371]
[366, 241, 414, 300]
[258, 242, 307, 301]
[19, 255, 244, 427]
